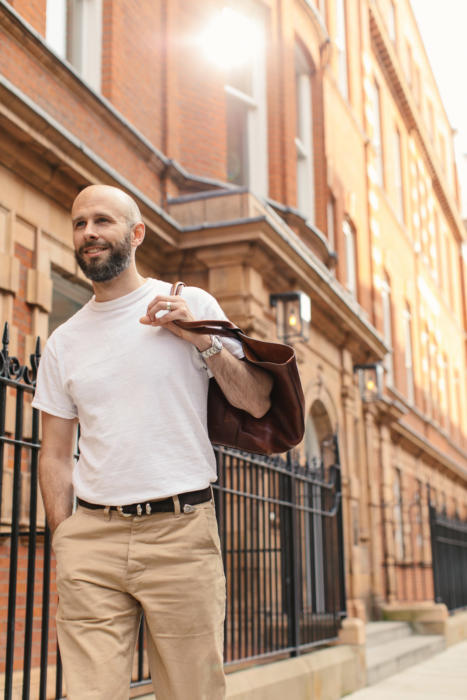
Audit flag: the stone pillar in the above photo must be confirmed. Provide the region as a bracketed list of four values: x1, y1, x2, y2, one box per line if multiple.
[379, 424, 396, 603]
[341, 350, 365, 620]
[363, 406, 385, 613]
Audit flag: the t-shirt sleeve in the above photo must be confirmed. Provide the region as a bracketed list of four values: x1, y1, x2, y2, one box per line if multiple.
[187, 287, 244, 360]
[31, 340, 78, 419]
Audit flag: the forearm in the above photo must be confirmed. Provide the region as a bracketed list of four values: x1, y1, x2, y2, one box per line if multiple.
[205, 348, 273, 418]
[39, 455, 74, 534]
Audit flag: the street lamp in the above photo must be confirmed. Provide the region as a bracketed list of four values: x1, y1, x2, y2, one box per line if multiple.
[270, 291, 311, 344]
[353, 362, 384, 402]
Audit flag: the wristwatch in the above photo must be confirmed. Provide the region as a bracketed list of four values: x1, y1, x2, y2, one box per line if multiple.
[199, 335, 223, 359]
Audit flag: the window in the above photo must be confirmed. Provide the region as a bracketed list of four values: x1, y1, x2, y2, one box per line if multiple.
[46, 0, 103, 91]
[393, 469, 405, 560]
[343, 218, 357, 297]
[403, 305, 414, 404]
[427, 101, 435, 142]
[405, 41, 413, 87]
[49, 270, 92, 335]
[335, 0, 348, 100]
[394, 127, 404, 223]
[295, 44, 315, 222]
[318, 0, 327, 19]
[381, 275, 393, 384]
[413, 65, 421, 107]
[388, 1, 396, 44]
[225, 7, 268, 196]
[441, 354, 450, 432]
[371, 81, 384, 187]
[327, 194, 336, 251]
[454, 371, 462, 441]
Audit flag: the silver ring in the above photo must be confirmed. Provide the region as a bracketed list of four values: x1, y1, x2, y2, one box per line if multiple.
[166, 302, 172, 312]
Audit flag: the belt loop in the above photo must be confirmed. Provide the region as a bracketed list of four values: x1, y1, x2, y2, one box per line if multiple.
[103, 505, 111, 521]
[172, 495, 181, 515]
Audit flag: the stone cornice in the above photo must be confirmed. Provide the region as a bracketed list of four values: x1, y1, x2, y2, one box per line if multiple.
[178, 213, 388, 362]
[368, 2, 466, 243]
[391, 420, 467, 486]
[0, 75, 180, 248]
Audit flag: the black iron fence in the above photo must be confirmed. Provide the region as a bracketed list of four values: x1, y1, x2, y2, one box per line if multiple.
[1, 322, 346, 699]
[429, 504, 467, 612]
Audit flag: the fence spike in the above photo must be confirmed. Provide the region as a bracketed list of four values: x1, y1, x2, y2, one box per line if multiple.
[2, 321, 9, 353]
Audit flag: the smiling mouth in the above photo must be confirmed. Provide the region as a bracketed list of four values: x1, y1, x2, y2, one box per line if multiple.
[83, 246, 109, 257]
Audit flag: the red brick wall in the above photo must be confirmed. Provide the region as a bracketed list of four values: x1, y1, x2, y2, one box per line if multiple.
[0, 14, 163, 203]
[101, 0, 164, 150]
[8, 0, 46, 35]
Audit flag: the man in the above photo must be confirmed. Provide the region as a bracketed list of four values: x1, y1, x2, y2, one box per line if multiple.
[32, 184, 272, 700]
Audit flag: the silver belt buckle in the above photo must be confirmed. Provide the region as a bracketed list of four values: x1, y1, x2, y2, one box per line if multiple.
[116, 505, 132, 518]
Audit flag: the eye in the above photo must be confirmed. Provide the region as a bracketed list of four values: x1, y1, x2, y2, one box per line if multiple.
[74, 220, 85, 229]
[96, 217, 109, 224]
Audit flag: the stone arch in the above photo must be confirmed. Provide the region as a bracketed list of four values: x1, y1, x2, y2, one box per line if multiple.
[303, 378, 339, 468]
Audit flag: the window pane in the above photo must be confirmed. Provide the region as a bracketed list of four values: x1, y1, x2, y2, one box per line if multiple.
[226, 95, 249, 186]
[372, 81, 384, 187]
[394, 128, 404, 222]
[343, 219, 356, 296]
[336, 0, 348, 99]
[49, 270, 92, 335]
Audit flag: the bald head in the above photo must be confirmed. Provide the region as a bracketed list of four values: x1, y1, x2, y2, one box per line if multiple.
[72, 185, 142, 227]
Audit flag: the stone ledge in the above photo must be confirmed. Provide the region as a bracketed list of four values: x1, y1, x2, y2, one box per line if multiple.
[381, 603, 467, 646]
[225, 645, 365, 700]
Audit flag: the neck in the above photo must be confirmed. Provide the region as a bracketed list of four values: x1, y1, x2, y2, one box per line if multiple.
[92, 264, 146, 302]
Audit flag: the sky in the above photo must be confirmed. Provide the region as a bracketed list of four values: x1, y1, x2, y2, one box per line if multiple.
[410, 0, 467, 218]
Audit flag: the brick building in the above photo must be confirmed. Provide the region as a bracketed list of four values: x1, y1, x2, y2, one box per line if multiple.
[1, 0, 466, 686]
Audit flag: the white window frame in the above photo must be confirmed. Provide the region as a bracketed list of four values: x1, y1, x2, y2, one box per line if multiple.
[403, 306, 414, 404]
[381, 276, 393, 385]
[372, 80, 384, 188]
[224, 6, 268, 197]
[394, 127, 404, 223]
[343, 218, 357, 297]
[46, 0, 102, 92]
[388, 1, 396, 44]
[295, 45, 315, 222]
[335, 0, 348, 100]
[327, 195, 335, 252]
[46, 0, 67, 58]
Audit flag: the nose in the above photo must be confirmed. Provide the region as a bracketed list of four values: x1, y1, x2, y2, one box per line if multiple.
[83, 223, 99, 239]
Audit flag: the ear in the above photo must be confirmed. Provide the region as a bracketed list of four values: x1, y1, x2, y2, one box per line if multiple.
[131, 221, 145, 248]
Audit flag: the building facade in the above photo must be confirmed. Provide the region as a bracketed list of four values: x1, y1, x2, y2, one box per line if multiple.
[1, 0, 466, 666]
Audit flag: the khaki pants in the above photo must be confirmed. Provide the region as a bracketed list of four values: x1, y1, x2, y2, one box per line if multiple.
[52, 500, 226, 700]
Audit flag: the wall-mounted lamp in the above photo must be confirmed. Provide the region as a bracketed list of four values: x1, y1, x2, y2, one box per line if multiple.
[353, 362, 384, 402]
[270, 291, 311, 344]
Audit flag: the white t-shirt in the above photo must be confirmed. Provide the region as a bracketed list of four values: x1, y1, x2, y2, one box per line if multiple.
[32, 279, 243, 505]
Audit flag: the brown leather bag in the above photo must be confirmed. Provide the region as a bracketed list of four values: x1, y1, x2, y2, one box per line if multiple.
[171, 282, 305, 455]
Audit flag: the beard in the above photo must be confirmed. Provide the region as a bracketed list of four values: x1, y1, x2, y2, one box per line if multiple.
[75, 232, 132, 282]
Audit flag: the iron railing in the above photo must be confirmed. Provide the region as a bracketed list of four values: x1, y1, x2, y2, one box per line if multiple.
[1, 322, 346, 698]
[429, 504, 467, 612]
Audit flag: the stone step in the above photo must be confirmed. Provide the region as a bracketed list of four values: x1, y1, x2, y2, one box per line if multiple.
[366, 633, 445, 686]
[365, 621, 412, 647]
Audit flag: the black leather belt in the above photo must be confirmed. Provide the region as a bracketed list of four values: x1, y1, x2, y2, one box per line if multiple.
[77, 486, 212, 516]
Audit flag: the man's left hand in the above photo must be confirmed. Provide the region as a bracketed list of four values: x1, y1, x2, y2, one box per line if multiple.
[139, 295, 212, 351]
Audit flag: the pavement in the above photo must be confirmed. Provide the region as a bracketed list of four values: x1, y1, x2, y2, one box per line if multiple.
[344, 640, 467, 699]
